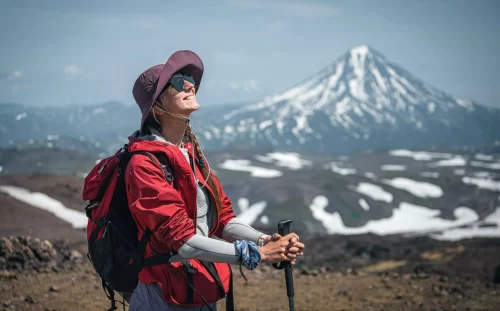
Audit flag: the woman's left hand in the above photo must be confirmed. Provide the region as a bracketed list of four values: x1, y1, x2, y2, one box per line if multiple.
[264, 233, 305, 264]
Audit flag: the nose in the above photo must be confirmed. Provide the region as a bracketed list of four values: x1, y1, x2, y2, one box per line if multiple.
[184, 80, 195, 93]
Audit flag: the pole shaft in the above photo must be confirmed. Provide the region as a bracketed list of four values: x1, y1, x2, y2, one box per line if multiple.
[277, 220, 295, 311]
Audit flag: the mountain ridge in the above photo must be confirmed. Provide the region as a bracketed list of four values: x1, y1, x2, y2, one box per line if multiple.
[1, 45, 499, 155]
[196, 45, 500, 153]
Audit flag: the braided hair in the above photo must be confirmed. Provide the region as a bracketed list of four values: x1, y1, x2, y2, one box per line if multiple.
[147, 86, 224, 213]
[185, 124, 223, 213]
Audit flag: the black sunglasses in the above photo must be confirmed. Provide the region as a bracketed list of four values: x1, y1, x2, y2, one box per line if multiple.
[168, 73, 196, 92]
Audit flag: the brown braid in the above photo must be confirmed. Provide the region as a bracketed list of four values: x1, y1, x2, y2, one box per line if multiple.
[185, 124, 223, 213]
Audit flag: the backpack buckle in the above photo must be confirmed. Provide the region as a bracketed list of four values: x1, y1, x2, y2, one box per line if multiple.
[182, 260, 196, 274]
[85, 201, 100, 211]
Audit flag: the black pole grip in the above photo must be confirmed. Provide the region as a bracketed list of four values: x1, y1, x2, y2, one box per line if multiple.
[277, 219, 292, 236]
[272, 220, 292, 270]
[277, 220, 295, 305]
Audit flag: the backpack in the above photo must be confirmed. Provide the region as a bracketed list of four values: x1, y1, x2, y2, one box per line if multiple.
[82, 144, 175, 310]
[82, 144, 234, 311]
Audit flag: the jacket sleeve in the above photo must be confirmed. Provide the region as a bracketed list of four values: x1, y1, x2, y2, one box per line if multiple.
[125, 155, 196, 253]
[213, 175, 237, 239]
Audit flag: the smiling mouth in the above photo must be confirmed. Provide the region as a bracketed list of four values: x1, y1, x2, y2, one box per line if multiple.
[183, 95, 195, 100]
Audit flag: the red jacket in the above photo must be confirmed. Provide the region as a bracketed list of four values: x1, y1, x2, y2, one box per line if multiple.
[124, 137, 236, 305]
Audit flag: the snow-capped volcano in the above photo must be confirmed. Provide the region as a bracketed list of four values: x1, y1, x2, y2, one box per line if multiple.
[2, 45, 499, 155]
[198, 45, 500, 153]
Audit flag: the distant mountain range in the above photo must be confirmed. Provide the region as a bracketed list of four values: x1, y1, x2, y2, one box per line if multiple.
[1, 144, 499, 238]
[1, 45, 499, 156]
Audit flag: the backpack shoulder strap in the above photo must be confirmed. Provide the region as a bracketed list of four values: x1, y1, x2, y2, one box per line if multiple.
[129, 151, 174, 185]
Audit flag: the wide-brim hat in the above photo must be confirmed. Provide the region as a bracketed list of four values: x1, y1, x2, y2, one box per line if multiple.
[132, 50, 204, 133]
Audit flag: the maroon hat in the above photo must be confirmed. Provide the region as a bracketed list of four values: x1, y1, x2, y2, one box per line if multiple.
[132, 50, 204, 133]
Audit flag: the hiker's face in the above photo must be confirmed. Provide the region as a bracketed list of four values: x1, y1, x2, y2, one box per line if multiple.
[166, 80, 199, 115]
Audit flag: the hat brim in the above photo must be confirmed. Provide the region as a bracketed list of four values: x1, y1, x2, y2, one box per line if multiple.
[140, 50, 204, 132]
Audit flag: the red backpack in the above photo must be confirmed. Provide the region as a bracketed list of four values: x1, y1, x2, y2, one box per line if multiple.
[82, 144, 233, 311]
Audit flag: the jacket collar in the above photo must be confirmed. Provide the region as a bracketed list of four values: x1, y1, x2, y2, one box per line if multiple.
[127, 127, 195, 157]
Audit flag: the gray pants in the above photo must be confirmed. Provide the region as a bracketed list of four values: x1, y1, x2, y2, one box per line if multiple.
[128, 282, 218, 311]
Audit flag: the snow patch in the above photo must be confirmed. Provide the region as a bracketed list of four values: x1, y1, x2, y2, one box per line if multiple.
[427, 102, 435, 113]
[381, 165, 406, 171]
[335, 97, 351, 116]
[254, 152, 311, 170]
[462, 177, 500, 191]
[0, 185, 88, 228]
[236, 198, 267, 226]
[455, 98, 474, 109]
[421, 172, 440, 178]
[15, 112, 27, 121]
[349, 45, 368, 101]
[475, 154, 494, 161]
[389, 149, 452, 161]
[370, 64, 387, 92]
[470, 161, 500, 170]
[329, 163, 357, 175]
[93, 107, 106, 115]
[352, 182, 393, 203]
[364, 172, 376, 179]
[430, 156, 467, 167]
[431, 207, 500, 241]
[358, 198, 370, 211]
[218, 159, 282, 178]
[259, 120, 273, 130]
[473, 171, 491, 178]
[382, 177, 443, 198]
[309, 195, 478, 235]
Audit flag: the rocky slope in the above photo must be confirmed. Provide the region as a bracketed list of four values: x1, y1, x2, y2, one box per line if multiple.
[1, 235, 499, 311]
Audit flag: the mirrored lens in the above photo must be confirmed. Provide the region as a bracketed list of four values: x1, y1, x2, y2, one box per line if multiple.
[169, 74, 196, 92]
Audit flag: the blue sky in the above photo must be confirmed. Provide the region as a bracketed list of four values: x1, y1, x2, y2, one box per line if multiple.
[0, 0, 499, 108]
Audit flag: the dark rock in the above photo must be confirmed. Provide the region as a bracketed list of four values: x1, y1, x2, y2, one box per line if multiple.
[337, 290, 349, 296]
[0, 236, 78, 273]
[24, 295, 35, 304]
[300, 268, 318, 276]
[493, 265, 500, 284]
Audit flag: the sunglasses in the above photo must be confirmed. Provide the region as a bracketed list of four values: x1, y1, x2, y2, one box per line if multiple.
[168, 73, 196, 92]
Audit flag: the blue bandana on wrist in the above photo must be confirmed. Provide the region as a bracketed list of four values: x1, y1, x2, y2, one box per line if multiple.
[234, 240, 261, 270]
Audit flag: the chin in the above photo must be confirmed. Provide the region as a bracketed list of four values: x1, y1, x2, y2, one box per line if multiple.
[188, 102, 201, 111]
[182, 105, 200, 115]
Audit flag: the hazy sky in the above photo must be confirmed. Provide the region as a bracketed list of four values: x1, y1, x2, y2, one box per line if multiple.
[0, 0, 499, 109]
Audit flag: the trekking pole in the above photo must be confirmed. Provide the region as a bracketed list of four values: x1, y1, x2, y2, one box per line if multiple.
[272, 220, 295, 311]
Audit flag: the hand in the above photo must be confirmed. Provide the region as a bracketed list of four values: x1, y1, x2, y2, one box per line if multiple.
[258, 232, 305, 265]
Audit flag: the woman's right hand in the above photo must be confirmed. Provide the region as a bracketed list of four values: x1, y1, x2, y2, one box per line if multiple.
[258, 233, 305, 265]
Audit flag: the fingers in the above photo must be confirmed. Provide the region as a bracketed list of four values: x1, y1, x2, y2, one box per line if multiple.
[292, 241, 305, 250]
[287, 246, 302, 253]
[272, 233, 282, 241]
[284, 233, 300, 242]
[286, 241, 304, 251]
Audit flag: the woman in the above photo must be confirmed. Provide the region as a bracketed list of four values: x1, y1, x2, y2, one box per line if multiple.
[125, 50, 305, 311]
